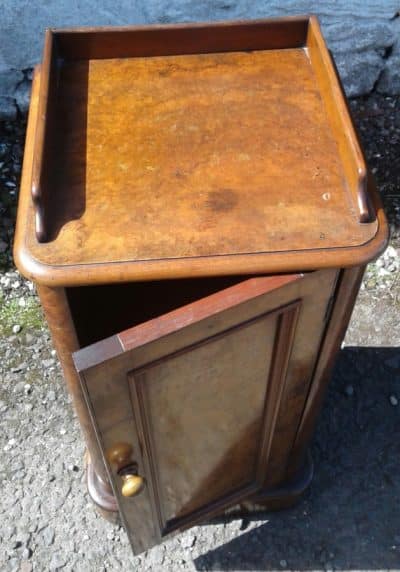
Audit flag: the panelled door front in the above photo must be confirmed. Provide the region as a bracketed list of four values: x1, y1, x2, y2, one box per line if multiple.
[73, 269, 337, 553]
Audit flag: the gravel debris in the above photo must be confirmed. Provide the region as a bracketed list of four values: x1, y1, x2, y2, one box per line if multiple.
[47, 390, 56, 402]
[181, 533, 196, 549]
[344, 384, 354, 397]
[42, 527, 55, 547]
[49, 553, 68, 571]
[21, 548, 32, 560]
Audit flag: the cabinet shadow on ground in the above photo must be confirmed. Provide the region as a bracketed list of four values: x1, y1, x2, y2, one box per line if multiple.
[194, 346, 400, 571]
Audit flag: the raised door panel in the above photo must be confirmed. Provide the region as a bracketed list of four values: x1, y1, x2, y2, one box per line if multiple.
[129, 301, 299, 534]
[73, 270, 337, 553]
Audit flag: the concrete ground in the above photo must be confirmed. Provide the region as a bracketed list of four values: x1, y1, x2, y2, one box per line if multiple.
[0, 94, 399, 571]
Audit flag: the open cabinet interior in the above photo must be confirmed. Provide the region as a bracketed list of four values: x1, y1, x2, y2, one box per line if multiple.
[66, 275, 256, 348]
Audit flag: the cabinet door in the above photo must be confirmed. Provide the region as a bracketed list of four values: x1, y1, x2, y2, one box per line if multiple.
[73, 270, 337, 554]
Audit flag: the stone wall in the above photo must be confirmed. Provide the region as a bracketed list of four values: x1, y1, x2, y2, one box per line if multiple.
[0, 0, 399, 119]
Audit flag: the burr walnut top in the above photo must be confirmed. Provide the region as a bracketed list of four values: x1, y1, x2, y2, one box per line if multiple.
[14, 19, 387, 285]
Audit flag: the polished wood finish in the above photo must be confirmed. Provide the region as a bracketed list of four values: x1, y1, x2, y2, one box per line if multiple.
[14, 17, 387, 287]
[35, 284, 111, 486]
[31, 29, 61, 243]
[287, 265, 366, 478]
[307, 18, 371, 223]
[14, 16, 389, 559]
[117, 275, 299, 353]
[74, 269, 337, 552]
[86, 453, 118, 517]
[66, 275, 263, 347]
[53, 17, 309, 59]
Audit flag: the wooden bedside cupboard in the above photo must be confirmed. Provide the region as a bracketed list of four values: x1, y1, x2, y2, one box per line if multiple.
[14, 17, 388, 554]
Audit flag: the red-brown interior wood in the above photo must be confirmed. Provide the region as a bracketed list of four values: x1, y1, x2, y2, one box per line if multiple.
[67, 275, 254, 347]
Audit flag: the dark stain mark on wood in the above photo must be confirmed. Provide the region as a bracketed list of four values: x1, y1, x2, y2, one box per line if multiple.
[205, 189, 238, 213]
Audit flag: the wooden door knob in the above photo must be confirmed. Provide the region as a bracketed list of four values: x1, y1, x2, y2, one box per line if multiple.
[121, 473, 144, 497]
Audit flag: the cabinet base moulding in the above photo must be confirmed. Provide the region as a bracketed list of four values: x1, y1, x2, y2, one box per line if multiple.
[86, 449, 314, 525]
[86, 453, 119, 523]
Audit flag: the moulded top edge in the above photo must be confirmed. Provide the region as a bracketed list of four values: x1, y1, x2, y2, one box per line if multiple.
[13, 19, 388, 286]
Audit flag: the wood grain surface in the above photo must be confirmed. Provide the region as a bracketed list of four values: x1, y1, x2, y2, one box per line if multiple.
[14, 18, 388, 286]
[74, 269, 337, 553]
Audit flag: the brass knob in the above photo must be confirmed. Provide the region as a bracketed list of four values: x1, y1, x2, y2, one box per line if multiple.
[106, 442, 133, 470]
[121, 473, 144, 497]
[107, 443, 144, 497]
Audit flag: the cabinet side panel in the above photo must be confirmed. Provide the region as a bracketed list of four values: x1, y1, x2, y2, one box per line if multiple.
[36, 285, 112, 489]
[262, 269, 339, 488]
[288, 266, 365, 475]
